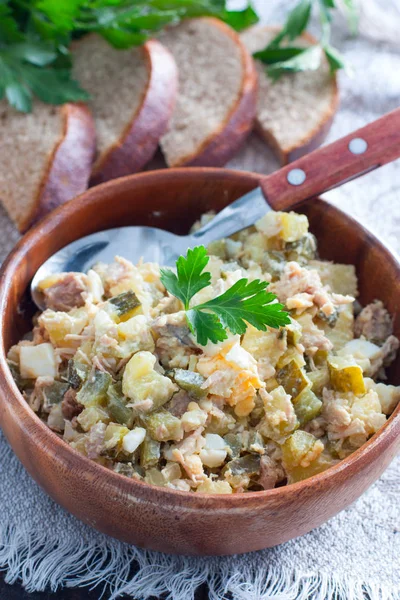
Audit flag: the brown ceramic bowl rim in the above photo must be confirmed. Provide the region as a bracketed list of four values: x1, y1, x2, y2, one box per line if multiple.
[1, 167, 399, 510]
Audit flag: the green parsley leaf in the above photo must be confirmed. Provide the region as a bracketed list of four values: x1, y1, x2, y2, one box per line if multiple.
[160, 245, 211, 310]
[268, 0, 312, 47]
[267, 45, 322, 81]
[194, 278, 290, 336]
[341, 0, 359, 35]
[162, 246, 290, 346]
[323, 44, 346, 73]
[253, 46, 308, 65]
[186, 309, 227, 346]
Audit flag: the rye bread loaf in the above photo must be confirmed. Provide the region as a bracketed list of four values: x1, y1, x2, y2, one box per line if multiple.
[241, 26, 339, 164]
[158, 17, 258, 167]
[0, 102, 95, 232]
[71, 35, 178, 184]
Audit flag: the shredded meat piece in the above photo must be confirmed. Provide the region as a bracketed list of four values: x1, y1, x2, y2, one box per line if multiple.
[354, 300, 393, 345]
[43, 273, 87, 311]
[165, 390, 192, 417]
[85, 422, 107, 460]
[61, 388, 83, 420]
[370, 335, 400, 378]
[258, 455, 284, 490]
[29, 376, 54, 412]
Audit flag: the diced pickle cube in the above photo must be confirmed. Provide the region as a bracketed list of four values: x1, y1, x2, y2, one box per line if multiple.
[107, 383, 132, 426]
[285, 233, 317, 262]
[282, 431, 324, 471]
[122, 351, 177, 412]
[292, 388, 322, 426]
[276, 359, 310, 401]
[173, 369, 207, 399]
[226, 454, 261, 477]
[145, 410, 183, 442]
[140, 435, 161, 468]
[108, 291, 141, 322]
[328, 356, 366, 396]
[77, 369, 112, 407]
[43, 381, 69, 407]
[77, 406, 110, 431]
[223, 433, 242, 459]
[68, 360, 89, 390]
[104, 423, 129, 453]
[197, 480, 232, 494]
[286, 454, 335, 484]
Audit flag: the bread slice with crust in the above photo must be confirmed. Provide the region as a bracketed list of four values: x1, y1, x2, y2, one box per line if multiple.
[0, 101, 95, 232]
[71, 35, 178, 185]
[158, 17, 258, 167]
[241, 26, 339, 164]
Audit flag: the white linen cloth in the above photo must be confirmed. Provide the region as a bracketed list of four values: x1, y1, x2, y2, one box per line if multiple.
[0, 1, 399, 598]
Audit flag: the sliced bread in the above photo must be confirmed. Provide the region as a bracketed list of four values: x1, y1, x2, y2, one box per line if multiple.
[71, 35, 178, 185]
[158, 17, 258, 167]
[241, 26, 339, 164]
[0, 101, 95, 232]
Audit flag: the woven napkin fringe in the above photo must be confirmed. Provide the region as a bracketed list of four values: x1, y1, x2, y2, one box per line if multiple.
[0, 523, 398, 600]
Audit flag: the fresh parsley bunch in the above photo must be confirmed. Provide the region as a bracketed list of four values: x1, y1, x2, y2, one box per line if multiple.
[160, 246, 290, 346]
[254, 0, 358, 80]
[0, 0, 258, 113]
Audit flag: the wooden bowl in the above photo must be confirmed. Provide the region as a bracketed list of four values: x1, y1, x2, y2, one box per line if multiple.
[0, 168, 399, 556]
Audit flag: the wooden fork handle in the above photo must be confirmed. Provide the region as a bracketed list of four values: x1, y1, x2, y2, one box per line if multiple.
[260, 107, 400, 211]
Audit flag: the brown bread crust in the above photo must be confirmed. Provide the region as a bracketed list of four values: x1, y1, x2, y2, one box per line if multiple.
[90, 40, 178, 185]
[168, 18, 258, 168]
[23, 103, 96, 233]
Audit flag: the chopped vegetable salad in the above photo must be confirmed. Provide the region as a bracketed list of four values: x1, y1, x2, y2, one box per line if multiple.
[8, 211, 400, 493]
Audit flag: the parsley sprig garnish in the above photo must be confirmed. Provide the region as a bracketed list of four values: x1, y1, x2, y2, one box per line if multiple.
[0, 0, 258, 113]
[253, 0, 358, 80]
[160, 246, 290, 346]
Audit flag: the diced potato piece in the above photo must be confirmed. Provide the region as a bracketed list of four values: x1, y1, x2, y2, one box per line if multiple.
[104, 423, 129, 451]
[282, 431, 324, 470]
[199, 433, 227, 468]
[77, 407, 110, 431]
[77, 370, 112, 407]
[323, 305, 354, 350]
[328, 356, 366, 396]
[20, 343, 57, 379]
[116, 315, 155, 354]
[122, 427, 146, 453]
[140, 435, 161, 467]
[365, 379, 400, 415]
[256, 211, 309, 242]
[308, 366, 330, 395]
[145, 410, 183, 442]
[293, 388, 322, 426]
[308, 260, 358, 297]
[181, 402, 208, 432]
[197, 479, 232, 494]
[276, 359, 311, 401]
[145, 468, 166, 487]
[107, 384, 132, 426]
[122, 351, 177, 411]
[39, 308, 88, 347]
[258, 386, 299, 442]
[351, 391, 386, 436]
[242, 325, 287, 367]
